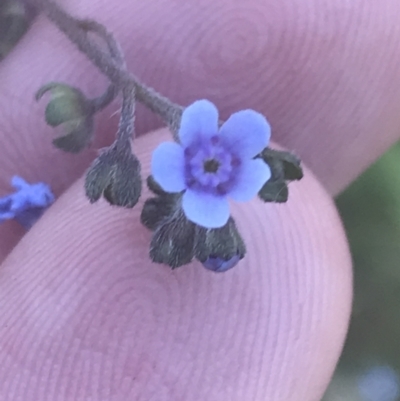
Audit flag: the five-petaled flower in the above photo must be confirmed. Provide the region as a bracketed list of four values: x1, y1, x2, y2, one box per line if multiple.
[151, 100, 271, 228]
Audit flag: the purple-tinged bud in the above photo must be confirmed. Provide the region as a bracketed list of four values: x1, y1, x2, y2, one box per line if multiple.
[194, 217, 246, 273]
[202, 253, 241, 273]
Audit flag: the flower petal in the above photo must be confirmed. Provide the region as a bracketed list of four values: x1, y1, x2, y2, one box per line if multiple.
[179, 100, 219, 146]
[182, 189, 230, 228]
[151, 142, 186, 192]
[219, 110, 271, 158]
[11, 176, 28, 190]
[229, 159, 271, 202]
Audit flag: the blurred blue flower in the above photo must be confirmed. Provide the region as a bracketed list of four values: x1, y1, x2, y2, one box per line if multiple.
[358, 365, 400, 401]
[152, 100, 271, 228]
[0, 176, 54, 229]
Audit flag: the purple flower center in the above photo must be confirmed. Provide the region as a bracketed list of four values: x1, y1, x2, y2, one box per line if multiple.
[184, 135, 240, 195]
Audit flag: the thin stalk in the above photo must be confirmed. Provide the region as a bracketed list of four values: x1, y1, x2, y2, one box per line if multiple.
[25, 0, 182, 138]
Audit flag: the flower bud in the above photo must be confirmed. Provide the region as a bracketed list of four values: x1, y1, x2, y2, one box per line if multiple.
[146, 175, 169, 197]
[149, 209, 195, 269]
[261, 148, 303, 181]
[140, 175, 179, 231]
[258, 180, 289, 203]
[202, 254, 241, 273]
[36, 82, 94, 153]
[141, 196, 177, 231]
[258, 147, 303, 203]
[194, 217, 246, 273]
[85, 144, 142, 208]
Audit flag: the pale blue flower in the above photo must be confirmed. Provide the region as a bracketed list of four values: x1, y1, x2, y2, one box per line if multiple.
[152, 100, 271, 228]
[358, 366, 400, 401]
[0, 176, 54, 228]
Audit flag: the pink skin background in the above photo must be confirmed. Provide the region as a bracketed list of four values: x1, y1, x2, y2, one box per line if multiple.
[0, 0, 399, 399]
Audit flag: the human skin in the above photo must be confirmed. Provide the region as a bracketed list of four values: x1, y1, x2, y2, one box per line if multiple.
[0, 0, 399, 399]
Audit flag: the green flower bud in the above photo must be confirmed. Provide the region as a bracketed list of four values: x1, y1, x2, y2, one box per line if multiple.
[36, 82, 95, 153]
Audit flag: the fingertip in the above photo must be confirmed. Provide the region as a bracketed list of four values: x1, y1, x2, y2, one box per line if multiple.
[0, 128, 352, 400]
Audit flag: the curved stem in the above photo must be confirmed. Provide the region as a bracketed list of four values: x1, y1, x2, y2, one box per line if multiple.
[25, 0, 183, 139]
[90, 83, 118, 112]
[77, 19, 123, 114]
[76, 18, 125, 66]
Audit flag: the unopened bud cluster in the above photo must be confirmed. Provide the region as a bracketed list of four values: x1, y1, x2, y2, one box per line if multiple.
[141, 176, 246, 272]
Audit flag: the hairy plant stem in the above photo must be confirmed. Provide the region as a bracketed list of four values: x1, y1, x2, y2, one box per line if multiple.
[115, 85, 135, 153]
[26, 0, 182, 139]
[76, 18, 125, 66]
[90, 83, 118, 113]
[78, 19, 123, 113]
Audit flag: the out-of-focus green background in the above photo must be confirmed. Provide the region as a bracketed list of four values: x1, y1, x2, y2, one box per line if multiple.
[323, 143, 400, 401]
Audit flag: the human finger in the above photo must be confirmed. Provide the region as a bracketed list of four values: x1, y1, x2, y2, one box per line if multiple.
[1, 0, 399, 194]
[0, 128, 352, 401]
